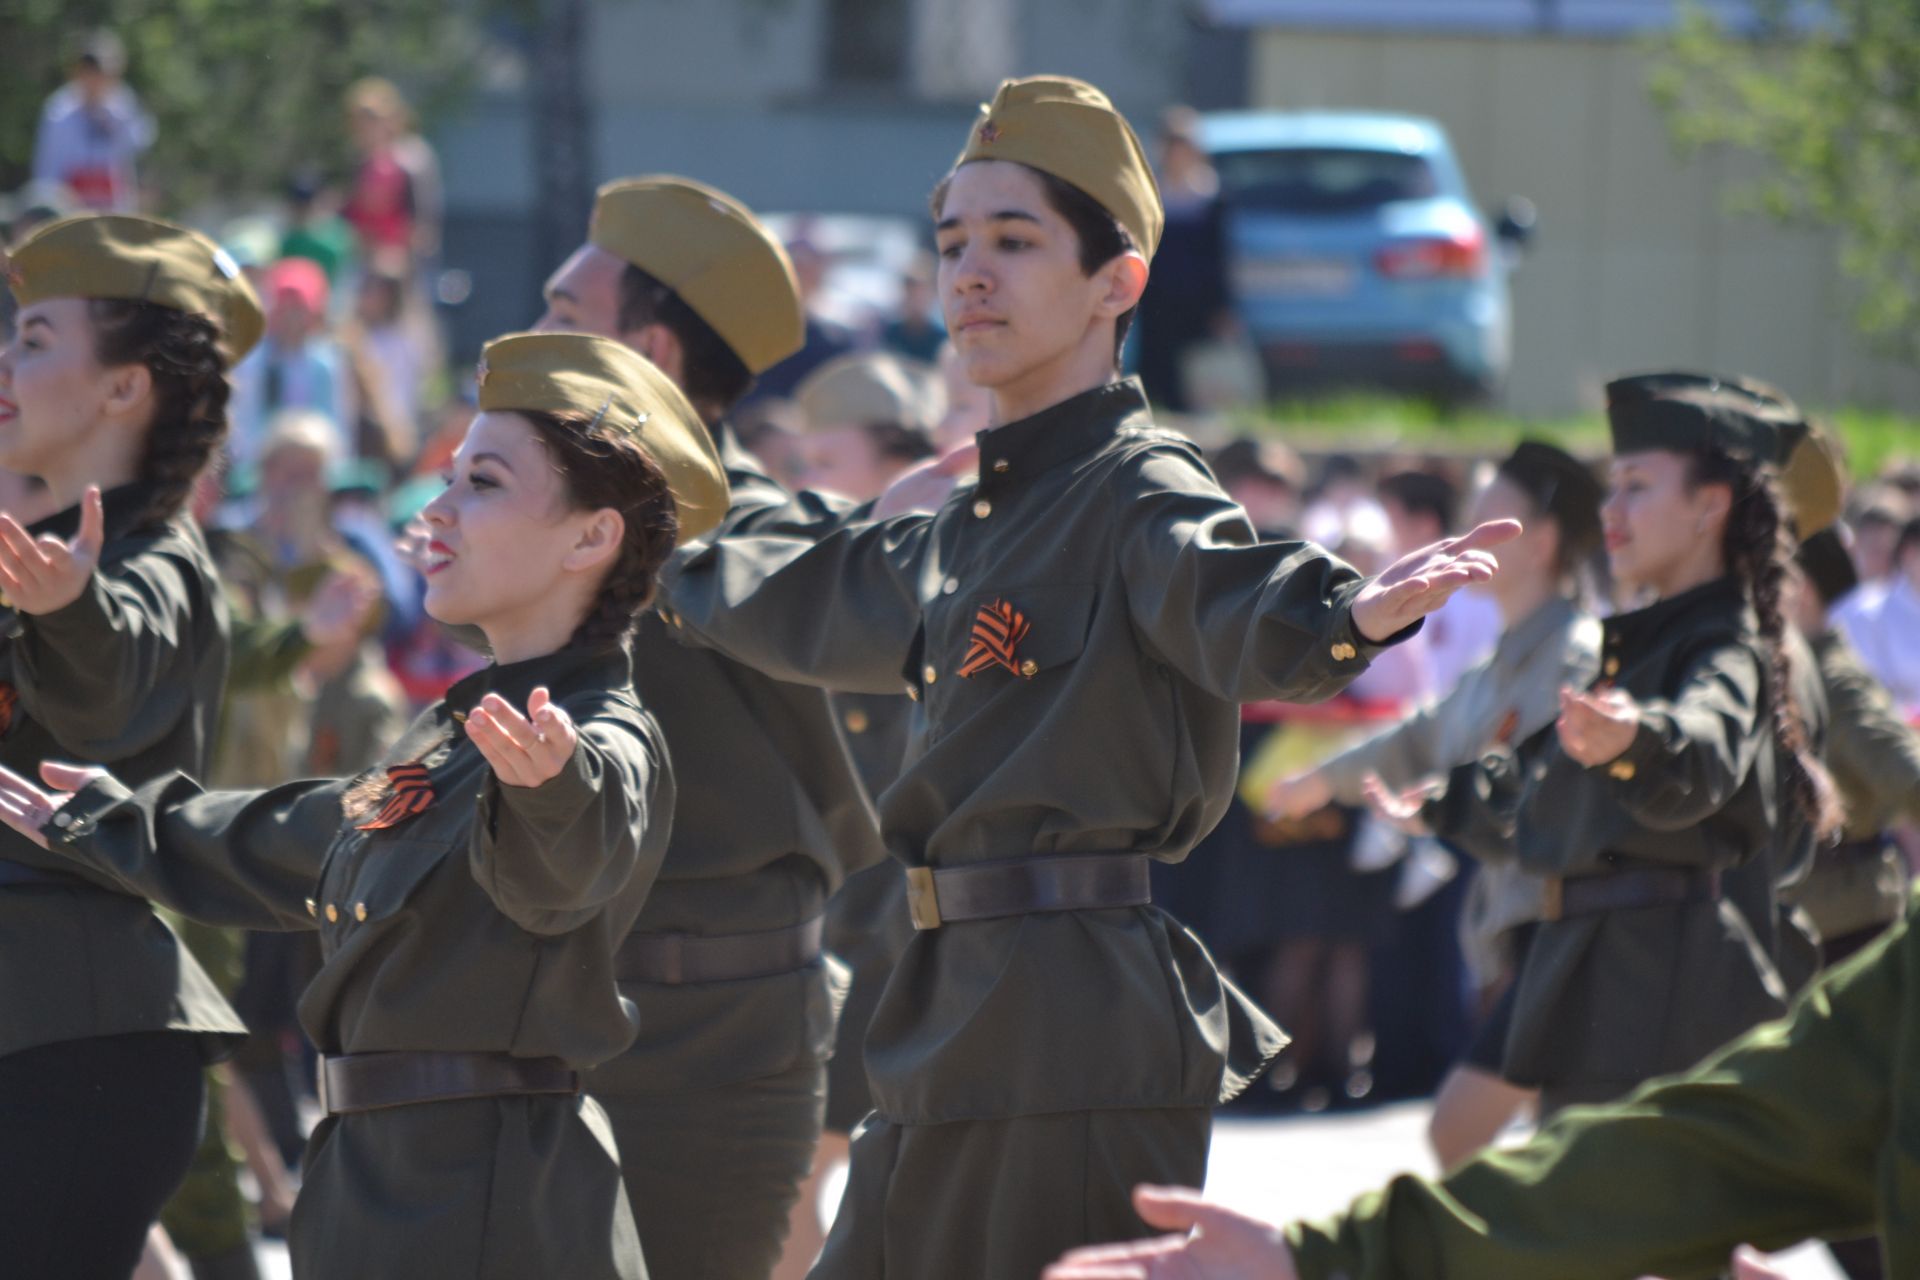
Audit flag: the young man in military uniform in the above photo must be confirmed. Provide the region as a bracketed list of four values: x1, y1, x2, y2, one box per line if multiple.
[657, 77, 1517, 1278]
[537, 176, 890, 1279]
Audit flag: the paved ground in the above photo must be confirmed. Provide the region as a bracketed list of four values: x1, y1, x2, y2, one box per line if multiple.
[252, 1101, 1846, 1278]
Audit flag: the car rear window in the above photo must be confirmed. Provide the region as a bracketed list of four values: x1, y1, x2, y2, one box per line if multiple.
[1214, 148, 1439, 214]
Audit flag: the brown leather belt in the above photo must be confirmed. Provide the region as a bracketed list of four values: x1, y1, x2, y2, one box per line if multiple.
[905, 853, 1152, 930]
[319, 1051, 578, 1116]
[616, 915, 824, 985]
[1542, 867, 1722, 922]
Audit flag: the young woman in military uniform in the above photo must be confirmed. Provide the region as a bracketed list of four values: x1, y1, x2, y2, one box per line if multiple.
[1361, 372, 1842, 1119]
[656, 76, 1518, 1278]
[1267, 439, 1606, 1168]
[0, 213, 259, 1279]
[0, 331, 728, 1279]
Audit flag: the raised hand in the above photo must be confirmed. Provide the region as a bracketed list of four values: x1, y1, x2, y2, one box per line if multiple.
[872, 442, 979, 520]
[1362, 772, 1438, 837]
[0, 485, 104, 615]
[466, 687, 578, 789]
[1266, 770, 1332, 822]
[0, 760, 108, 847]
[1043, 1185, 1299, 1280]
[1556, 685, 1639, 767]
[1349, 519, 1521, 644]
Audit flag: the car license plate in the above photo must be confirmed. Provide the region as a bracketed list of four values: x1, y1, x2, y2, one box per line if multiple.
[1236, 258, 1355, 298]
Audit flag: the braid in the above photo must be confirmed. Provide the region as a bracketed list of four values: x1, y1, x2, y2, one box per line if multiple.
[1703, 453, 1844, 842]
[516, 409, 680, 653]
[89, 300, 231, 528]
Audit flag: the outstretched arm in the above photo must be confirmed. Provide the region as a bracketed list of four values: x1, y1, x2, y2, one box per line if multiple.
[0, 759, 341, 931]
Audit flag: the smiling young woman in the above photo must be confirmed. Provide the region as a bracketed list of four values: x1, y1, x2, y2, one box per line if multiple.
[0, 332, 727, 1279]
[0, 213, 262, 1279]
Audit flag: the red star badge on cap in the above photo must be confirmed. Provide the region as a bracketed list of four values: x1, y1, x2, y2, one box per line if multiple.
[978, 121, 1001, 144]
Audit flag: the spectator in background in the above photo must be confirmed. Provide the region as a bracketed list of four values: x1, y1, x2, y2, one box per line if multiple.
[1134, 106, 1232, 412]
[1379, 469, 1500, 693]
[1212, 436, 1306, 537]
[1836, 515, 1920, 717]
[880, 252, 945, 363]
[1847, 485, 1911, 587]
[731, 397, 810, 492]
[746, 233, 856, 402]
[279, 168, 357, 285]
[31, 30, 153, 213]
[793, 351, 938, 499]
[342, 250, 433, 463]
[228, 258, 357, 468]
[342, 77, 442, 270]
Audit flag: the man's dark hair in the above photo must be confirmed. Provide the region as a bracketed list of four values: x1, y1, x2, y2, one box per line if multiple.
[617, 263, 753, 423]
[930, 163, 1139, 364]
[1378, 470, 1457, 533]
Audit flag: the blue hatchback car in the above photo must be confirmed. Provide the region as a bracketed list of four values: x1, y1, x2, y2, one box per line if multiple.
[1200, 111, 1531, 403]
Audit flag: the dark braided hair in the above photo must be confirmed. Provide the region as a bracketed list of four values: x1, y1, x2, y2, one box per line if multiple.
[518, 409, 679, 652]
[1688, 448, 1843, 843]
[87, 300, 230, 529]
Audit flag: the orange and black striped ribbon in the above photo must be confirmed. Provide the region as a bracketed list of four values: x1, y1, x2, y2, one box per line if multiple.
[355, 761, 435, 831]
[0, 682, 15, 736]
[959, 599, 1031, 679]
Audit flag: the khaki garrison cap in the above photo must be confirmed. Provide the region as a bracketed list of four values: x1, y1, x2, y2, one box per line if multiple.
[1780, 423, 1844, 538]
[955, 76, 1164, 261]
[476, 332, 730, 544]
[797, 351, 936, 435]
[588, 176, 803, 375]
[5, 213, 265, 361]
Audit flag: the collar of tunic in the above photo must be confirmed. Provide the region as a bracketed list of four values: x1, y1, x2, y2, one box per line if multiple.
[972, 378, 1149, 491]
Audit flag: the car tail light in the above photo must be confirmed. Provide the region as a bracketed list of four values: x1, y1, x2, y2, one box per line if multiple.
[1374, 227, 1486, 279]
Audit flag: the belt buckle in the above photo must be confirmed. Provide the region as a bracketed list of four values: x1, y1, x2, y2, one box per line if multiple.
[905, 866, 942, 930]
[316, 1057, 332, 1116]
[1541, 877, 1564, 924]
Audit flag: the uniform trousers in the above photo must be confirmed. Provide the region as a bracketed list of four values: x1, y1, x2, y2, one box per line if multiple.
[601, 1059, 826, 1279]
[811, 1105, 1211, 1280]
[0, 1030, 206, 1279]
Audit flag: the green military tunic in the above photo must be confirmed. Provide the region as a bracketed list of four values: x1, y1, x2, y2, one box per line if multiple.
[586, 432, 885, 1278]
[17, 645, 669, 1280]
[823, 690, 917, 1134]
[0, 480, 245, 1061]
[1425, 576, 1789, 1107]
[1288, 885, 1920, 1279]
[1316, 595, 1601, 986]
[663, 378, 1403, 1276]
[1787, 629, 1920, 945]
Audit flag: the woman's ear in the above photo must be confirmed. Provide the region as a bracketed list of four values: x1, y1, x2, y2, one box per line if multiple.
[1095, 252, 1150, 320]
[562, 507, 626, 575]
[1694, 480, 1733, 534]
[100, 361, 154, 422]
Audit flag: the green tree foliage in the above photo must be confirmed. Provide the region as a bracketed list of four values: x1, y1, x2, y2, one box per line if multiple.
[1653, 2, 1920, 361]
[1, 0, 485, 212]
